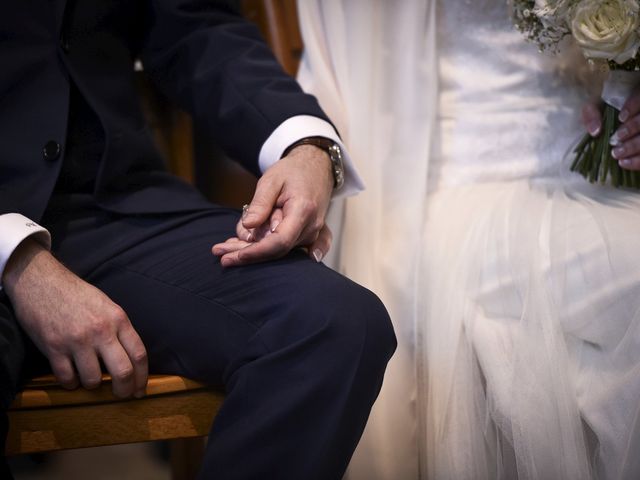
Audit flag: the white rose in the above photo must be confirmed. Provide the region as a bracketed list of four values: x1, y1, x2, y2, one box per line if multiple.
[570, 0, 640, 64]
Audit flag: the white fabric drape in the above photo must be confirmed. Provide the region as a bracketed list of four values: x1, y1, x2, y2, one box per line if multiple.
[298, 2, 640, 479]
[296, 1, 436, 478]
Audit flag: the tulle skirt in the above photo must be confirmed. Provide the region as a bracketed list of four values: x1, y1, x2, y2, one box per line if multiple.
[418, 176, 640, 480]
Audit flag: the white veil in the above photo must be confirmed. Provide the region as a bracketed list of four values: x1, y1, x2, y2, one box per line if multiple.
[296, 0, 437, 477]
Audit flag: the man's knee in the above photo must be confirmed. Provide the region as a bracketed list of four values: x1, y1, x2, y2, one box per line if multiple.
[222, 262, 396, 386]
[288, 272, 397, 371]
[341, 284, 396, 365]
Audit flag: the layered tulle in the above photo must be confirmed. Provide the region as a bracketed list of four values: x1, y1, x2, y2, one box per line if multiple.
[418, 176, 640, 479]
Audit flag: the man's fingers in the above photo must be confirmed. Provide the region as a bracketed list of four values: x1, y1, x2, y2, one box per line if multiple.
[308, 224, 333, 263]
[582, 103, 602, 137]
[73, 348, 103, 390]
[118, 326, 148, 397]
[50, 354, 79, 390]
[219, 238, 285, 267]
[212, 238, 252, 256]
[215, 208, 287, 260]
[242, 176, 282, 229]
[220, 217, 328, 267]
[99, 340, 136, 398]
[221, 210, 304, 267]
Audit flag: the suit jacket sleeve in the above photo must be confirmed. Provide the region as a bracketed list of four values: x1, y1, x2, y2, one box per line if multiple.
[140, 0, 331, 176]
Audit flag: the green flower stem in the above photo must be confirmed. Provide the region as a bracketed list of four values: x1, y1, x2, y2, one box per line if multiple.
[571, 104, 640, 189]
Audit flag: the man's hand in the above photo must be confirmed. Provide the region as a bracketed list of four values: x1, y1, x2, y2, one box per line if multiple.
[3, 238, 148, 398]
[583, 92, 640, 170]
[212, 144, 334, 266]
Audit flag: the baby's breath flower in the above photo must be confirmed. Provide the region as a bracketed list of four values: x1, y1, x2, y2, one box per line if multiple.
[511, 0, 570, 52]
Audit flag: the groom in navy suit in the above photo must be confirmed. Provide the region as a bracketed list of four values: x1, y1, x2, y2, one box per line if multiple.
[0, 1, 396, 478]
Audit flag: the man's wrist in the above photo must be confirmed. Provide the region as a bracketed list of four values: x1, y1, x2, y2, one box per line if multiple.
[259, 115, 364, 198]
[285, 144, 334, 192]
[282, 137, 345, 190]
[0, 213, 52, 292]
[2, 238, 48, 296]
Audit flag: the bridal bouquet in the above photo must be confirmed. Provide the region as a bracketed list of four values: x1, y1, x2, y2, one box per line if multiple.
[512, 0, 640, 188]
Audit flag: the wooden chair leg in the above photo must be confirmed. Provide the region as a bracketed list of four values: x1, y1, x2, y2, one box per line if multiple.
[170, 437, 207, 480]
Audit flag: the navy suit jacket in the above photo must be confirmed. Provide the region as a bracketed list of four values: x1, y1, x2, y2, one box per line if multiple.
[0, 0, 329, 221]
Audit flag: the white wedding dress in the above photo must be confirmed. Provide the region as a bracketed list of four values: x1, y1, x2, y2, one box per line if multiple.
[424, 2, 640, 479]
[298, 1, 640, 479]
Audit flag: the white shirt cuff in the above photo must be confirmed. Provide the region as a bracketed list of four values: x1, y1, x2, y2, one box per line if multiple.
[0, 213, 51, 290]
[258, 115, 365, 198]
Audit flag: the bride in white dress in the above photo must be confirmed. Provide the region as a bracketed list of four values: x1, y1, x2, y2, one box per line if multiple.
[298, 0, 640, 479]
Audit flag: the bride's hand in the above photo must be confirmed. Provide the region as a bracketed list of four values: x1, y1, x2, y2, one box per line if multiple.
[583, 94, 640, 171]
[582, 103, 602, 138]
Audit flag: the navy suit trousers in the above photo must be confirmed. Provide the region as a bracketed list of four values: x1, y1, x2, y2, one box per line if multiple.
[0, 193, 396, 479]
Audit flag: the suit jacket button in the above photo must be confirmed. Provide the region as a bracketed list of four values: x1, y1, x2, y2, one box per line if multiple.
[43, 141, 61, 161]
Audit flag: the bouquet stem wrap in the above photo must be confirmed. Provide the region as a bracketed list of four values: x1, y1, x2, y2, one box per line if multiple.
[571, 70, 640, 188]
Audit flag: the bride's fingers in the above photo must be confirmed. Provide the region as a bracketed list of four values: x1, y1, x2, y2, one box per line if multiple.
[611, 115, 640, 145]
[608, 89, 640, 145]
[613, 136, 640, 162]
[582, 103, 602, 137]
[617, 155, 640, 171]
[307, 224, 332, 263]
[620, 91, 640, 123]
[236, 220, 255, 242]
[269, 209, 284, 233]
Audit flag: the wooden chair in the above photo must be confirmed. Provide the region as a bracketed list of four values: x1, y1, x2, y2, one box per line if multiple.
[242, 0, 303, 77]
[7, 375, 223, 479]
[6, 1, 302, 478]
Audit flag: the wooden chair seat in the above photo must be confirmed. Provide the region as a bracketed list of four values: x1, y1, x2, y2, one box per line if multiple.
[6, 374, 223, 457]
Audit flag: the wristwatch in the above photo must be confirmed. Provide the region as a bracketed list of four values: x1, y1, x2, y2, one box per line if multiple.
[283, 137, 345, 190]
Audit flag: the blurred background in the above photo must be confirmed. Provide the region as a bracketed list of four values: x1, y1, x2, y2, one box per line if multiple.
[10, 443, 170, 479]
